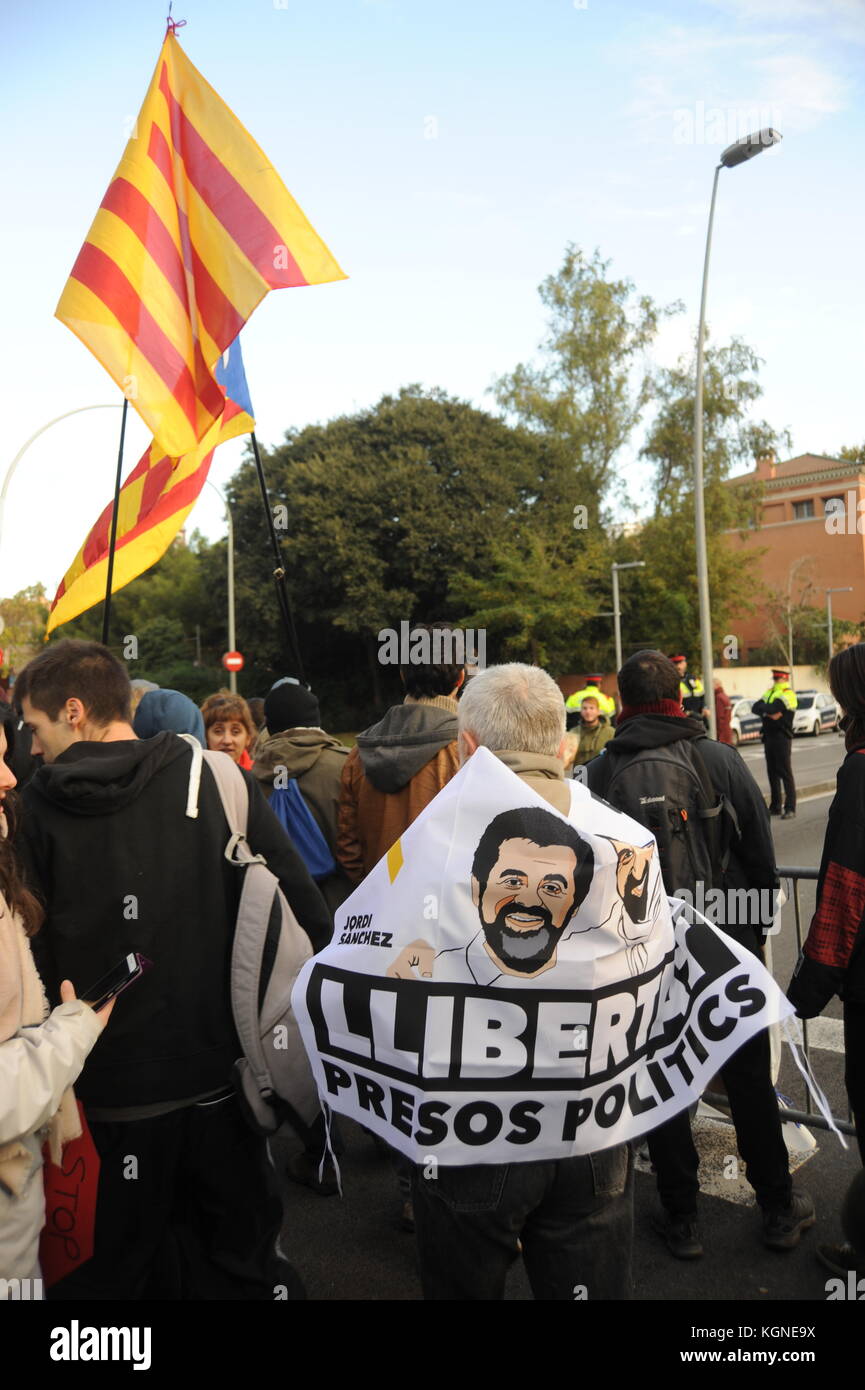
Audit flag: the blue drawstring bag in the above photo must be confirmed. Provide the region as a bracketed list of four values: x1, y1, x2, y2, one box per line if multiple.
[270, 780, 336, 881]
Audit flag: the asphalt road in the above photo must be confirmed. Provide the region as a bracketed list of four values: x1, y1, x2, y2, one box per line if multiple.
[738, 726, 846, 800]
[276, 736, 859, 1304]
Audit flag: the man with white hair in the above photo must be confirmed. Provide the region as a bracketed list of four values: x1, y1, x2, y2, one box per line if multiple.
[409, 662, 634, 1302]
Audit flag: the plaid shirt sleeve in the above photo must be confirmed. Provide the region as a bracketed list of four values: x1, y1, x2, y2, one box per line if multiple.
[787, 753, 865, 1016]
[804, 858, 865, 970]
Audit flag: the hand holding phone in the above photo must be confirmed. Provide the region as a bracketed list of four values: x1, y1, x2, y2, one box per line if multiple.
[59, 979, 116, 1031]
[78, 952, 153, 1015]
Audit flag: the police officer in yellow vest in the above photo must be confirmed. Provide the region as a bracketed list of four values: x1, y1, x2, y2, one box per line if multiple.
[752, 668, 798, 819]
[565, 674, 616, 729]
[670, 654, 710, 725]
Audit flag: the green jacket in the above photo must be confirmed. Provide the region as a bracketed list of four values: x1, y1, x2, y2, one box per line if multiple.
[573, 716, 614, 766]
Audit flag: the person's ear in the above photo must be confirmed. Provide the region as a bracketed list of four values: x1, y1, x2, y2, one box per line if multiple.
[65, 698, 85, 728]
[470, 875, 480, 909]
[459, 728, 479, 763]
[451, 669, 466, 696]
[556, 735, 567, 760]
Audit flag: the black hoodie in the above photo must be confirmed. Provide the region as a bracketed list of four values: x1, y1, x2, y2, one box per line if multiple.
[587, 714, 778, 925]
[20, 733, 331, 1109]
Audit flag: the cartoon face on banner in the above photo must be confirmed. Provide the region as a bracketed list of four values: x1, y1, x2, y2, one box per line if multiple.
[292, 748, 793, 1164]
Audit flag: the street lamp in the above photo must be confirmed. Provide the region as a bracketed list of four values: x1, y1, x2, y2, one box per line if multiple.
[826, 586, 852, 662]
[1, 404, 123, 556]
[206, 482, 237, 694]
[611, 561, 646, 671]
[693, 127, 782, 741]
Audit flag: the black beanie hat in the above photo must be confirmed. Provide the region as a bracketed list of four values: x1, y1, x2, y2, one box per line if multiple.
[264, 677, 321, 732]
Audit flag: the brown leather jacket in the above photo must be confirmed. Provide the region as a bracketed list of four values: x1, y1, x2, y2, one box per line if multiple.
[336, 696, 460, 883]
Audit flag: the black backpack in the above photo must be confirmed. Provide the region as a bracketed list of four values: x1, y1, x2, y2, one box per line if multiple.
[588, 738, 740, 901]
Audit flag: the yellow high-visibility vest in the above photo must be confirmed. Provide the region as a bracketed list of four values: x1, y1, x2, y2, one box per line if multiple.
[679, 677, 705, 702]
[760, 682, 798, 711]
[566, 684, 616, 718]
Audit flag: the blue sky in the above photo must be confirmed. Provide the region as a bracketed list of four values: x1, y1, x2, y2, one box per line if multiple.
[2, 0, 863, 603]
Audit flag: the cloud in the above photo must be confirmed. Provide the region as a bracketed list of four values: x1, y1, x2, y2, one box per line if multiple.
[621, 16, 850, 149]
[750, 53, 847, 131]
[699, 0, 865, 41]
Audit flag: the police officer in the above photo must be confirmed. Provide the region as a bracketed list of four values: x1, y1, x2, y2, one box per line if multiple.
[752, 667, 798, 819]
[670, 654, 710, 726]
[565, 673, 616, 730]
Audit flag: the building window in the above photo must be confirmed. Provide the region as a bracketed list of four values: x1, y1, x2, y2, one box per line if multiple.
[793, 499, 815, 520]
[824, 496, 846, 519]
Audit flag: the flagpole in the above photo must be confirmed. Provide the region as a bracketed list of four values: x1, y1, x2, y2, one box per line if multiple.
[101, 398, 129, 646]
[249, 431, 305, 684]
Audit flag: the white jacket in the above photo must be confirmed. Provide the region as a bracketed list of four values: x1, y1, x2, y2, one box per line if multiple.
[0, 1000, 100, 1284]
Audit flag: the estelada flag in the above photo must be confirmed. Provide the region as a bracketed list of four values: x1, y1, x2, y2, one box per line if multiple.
[47, 338, 253, 633]
[56, 30, 345, 459]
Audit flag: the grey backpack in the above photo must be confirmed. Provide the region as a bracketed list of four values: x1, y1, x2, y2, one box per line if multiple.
[194, 745, 322, 1137]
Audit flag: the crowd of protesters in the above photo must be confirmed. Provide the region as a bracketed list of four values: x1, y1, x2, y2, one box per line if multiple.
[1, 630, 863, 1301]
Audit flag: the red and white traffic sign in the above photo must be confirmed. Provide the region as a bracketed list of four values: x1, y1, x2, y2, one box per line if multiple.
[222, 650, 244, 672]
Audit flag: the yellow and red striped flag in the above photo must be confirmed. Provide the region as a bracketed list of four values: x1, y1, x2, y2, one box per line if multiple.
[46, 343, 253, 634]
[56, 30, 344, 459]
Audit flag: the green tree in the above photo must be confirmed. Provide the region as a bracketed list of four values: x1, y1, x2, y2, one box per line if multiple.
[49, 534, 225, 701]
[0, 585, 50, 673]
[635, 336, 791, 663]
[494, 245, 682, 518]
[223, 387, 557, 721]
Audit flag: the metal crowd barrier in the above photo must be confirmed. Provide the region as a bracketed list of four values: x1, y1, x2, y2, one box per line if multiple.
[704, 864, 856, 1137]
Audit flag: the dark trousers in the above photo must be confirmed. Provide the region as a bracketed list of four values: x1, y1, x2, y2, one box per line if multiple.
[49, 1094, 303, 1301]
[844, 1000, 865, 1165]
[765, 734, 796, 813]
[411, 1145, 633, 1301]
[647, 1022, 791, 1214]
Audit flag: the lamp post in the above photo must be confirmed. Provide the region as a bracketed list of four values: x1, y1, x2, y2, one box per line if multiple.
[826, 586, 852, 662]
[1, 404, 123, 557]
[206, 482, 237, 694]
[694, 128, 782, 740]
[611, 561, 646, 671]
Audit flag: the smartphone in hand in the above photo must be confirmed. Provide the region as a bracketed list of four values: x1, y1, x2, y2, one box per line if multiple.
[82, 952, 152, 1012]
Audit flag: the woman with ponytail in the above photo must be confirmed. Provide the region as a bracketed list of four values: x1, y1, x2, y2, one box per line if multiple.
[0, 707, 114, 1289]
[788, 643, 865, 1275]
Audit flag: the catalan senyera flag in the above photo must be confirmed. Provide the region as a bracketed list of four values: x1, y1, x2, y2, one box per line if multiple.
[50, 29, 344, 633]
[47, 339, 253, 634]
[56, 29, 345, 460]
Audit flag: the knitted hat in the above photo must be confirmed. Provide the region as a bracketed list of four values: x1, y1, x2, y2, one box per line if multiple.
[264, 677, 320, 732]
[134, 688, 205, 743]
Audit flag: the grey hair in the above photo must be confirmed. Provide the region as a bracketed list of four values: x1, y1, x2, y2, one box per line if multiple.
[458, 663, 566, 757]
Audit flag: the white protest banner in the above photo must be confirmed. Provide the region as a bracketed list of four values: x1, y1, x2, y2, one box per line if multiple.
[293, 748, 794, 1163]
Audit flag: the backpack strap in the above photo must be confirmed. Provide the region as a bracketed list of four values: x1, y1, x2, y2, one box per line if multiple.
[199, 750, 275, 1102]
[686, 738, 740, 875]
[177, 733, 203, 819]
[585, 747, 613, 797]
[200, 748, 266, 866]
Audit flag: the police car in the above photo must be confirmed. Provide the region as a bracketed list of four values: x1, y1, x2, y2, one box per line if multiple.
[792, 690, 839, 737]
[729, 696, 763, 746]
